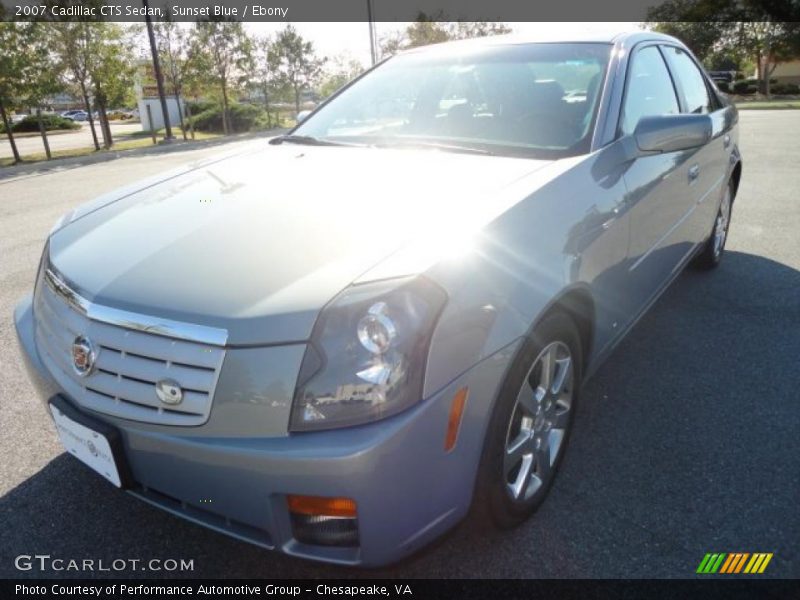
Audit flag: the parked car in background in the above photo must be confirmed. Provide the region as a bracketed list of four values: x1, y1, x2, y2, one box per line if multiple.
[62, 110, 88, 122]
[708, 70, 737, 84]
[106, 109, 135, 121]
[14, 30, 741, 567]
[9, 113, 29, 124]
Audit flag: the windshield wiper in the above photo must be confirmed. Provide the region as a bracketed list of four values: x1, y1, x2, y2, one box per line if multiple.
[269, 134, 355, 147]
[370, 139, 496, 156]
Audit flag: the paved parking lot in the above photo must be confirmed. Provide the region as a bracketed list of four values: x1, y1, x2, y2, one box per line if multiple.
[0, 111, 798, 578]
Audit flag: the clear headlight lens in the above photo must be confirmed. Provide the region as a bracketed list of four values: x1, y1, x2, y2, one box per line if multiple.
[290, 277, 447, 432]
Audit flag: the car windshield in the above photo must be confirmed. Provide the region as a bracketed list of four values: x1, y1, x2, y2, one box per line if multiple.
[294, 42, 612, 159]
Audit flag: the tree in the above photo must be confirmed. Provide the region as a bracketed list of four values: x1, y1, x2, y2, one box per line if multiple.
[0, 23, 37, 163]
[246, 34, 282, 127]
[379, 17, 512, 58]
[648, 1, 800, 96]
[154, 21, 192, 139]
[318, 53, 364, 99]
[273, 25, 325, 113]
[191, 20, 252, 135]
[378, 29, 407, 60]
[51, 22, 102, 151]
[87, 23, 136, 148]
[19, 23, 66, 160]
[405, 19, 452, 49]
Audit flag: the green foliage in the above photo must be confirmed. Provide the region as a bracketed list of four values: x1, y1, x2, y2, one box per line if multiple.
[647, 2, 800, 95]
[380, 17, 512, 57]
[189, 20, 253, 134]
[772, 82, 800, 95]
[0, 23, 52, 109]
[188, 102, 268, 133]
[187, 99, 217, 115]
[318, 54, 365, 99]
[272, 25, 326, 111]
[649, 22, 728, 62]
[89, 23, 136, 109]
[733, 80, 758, 95]
[2, 113, 80, 133]
[243, 33, 287, 117]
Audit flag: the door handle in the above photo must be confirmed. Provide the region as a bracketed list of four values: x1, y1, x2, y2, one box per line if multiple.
[723, 134, 731, 149]
[688, 164, 700, 182]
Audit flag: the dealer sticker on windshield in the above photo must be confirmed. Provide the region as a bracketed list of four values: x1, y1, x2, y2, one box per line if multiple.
[50, 404, 122, 488]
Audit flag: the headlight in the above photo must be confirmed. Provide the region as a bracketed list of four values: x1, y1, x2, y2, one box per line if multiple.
[290, 277, 447, 431]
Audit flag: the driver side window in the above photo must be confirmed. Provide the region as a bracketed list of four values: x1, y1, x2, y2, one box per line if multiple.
[620, 46, 680, 136]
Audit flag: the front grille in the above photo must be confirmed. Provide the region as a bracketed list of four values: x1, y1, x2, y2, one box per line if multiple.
[34, 267, 226, 426]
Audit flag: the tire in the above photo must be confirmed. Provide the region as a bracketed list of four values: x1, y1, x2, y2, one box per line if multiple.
[472, 310, 582, 529]
[692, 181, 733, 270]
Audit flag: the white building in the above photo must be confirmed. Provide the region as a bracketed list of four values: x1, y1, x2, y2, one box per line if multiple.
[134, 60, 185, 132]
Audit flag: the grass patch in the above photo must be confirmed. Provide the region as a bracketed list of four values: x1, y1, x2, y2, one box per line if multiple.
[735, 100, 800, 110]
[0, 130, 222, 168]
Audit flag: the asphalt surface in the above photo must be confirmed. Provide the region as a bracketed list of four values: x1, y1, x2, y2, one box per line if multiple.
[1, 112, 798, 579]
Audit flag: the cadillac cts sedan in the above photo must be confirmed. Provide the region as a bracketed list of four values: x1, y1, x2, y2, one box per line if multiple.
[14, 31, 741, 566]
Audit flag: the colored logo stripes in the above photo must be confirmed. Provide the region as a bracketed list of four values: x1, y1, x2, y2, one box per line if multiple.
[697, 552, 773, 574]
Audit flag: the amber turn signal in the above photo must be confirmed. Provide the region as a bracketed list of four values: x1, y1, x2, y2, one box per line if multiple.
[287, 495, 357, 518]
[444, 387, 469, 452]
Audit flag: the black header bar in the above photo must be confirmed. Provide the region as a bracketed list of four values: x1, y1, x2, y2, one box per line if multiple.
[2, 0, 800, 22]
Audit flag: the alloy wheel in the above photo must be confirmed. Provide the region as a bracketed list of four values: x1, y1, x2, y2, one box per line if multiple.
[503, 341, 573, 503]
[713, 187, 732, 259]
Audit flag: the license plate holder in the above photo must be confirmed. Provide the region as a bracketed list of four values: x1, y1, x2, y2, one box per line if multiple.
[49, 396, 133, 489]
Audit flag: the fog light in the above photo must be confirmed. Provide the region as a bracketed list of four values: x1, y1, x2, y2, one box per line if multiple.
[290, 514, 359, 547]
[287, 495, 359, 547]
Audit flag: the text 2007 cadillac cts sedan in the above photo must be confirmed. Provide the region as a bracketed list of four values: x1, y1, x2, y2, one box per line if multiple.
[14, 31, 741, 566]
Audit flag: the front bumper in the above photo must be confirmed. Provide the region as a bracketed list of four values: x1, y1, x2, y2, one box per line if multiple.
[14, 295, 518, 566]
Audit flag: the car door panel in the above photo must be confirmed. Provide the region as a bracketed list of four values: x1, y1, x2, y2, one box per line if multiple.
[616, 44, 696, 317]
[660, 45, 732, 245]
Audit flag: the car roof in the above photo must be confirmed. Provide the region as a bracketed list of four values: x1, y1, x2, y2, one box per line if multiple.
[401, 29, 683, 54]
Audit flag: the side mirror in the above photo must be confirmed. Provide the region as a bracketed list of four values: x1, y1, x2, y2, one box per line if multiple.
[296, 110, 312, 123]
[634, 114, 712, 154]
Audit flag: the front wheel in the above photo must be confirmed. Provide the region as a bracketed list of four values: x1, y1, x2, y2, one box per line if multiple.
[472, 311, 582, 529]
[693, 182, 733, 270]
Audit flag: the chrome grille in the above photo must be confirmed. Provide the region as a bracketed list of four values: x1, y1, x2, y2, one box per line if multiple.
[34, 267, 226, 426]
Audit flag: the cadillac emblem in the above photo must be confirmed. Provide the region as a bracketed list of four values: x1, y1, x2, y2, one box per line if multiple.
[71, 336, 97, 377]
[155, 379, 183, 406]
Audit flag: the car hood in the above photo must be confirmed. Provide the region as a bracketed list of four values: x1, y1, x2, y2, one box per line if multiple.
[50, 143, 554, 345]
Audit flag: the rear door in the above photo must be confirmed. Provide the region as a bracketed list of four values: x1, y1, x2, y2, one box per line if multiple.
[660, 44, 732, 244]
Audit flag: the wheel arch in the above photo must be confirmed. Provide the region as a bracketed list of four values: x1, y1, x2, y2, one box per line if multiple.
[529, 284, 596, 378]
[730, 160, 742, 202]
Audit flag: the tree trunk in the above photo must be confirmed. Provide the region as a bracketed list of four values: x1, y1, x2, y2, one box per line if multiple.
[0, 98, 22, 163]
[262, 83, 271, 128]
[79, 81, 100, 151]
[174, 90, 186, 140]
[37, 108, 52, 160]
[95, 90, 112, 149]
[186, 99, 195, 140]
[221, 81, 230, 135]
[766, 62, 778, 97]
[764, 35, 772, 98]
[294, 85, 300, 114]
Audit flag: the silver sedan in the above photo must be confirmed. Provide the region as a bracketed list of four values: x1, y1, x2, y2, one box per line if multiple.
[14, 30, 740, 566]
